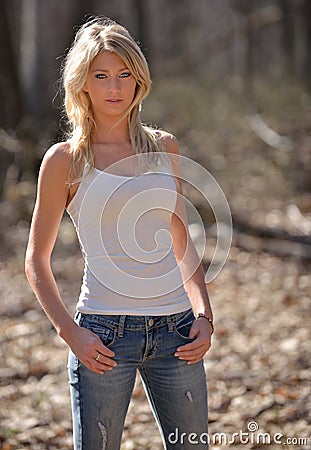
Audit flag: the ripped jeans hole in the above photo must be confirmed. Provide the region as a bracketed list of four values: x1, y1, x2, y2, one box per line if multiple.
[98, 422, 107, 450]
[186, 390, 193, 403]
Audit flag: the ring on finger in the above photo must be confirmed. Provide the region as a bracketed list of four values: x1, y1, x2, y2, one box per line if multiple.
[95, 353, 101, 362]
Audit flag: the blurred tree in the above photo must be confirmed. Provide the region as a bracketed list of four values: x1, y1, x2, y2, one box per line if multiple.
[0, 0, 23, 129]
[231, 0, 257, 106]
[302, 0, 311, 85]
[279, 0, 295, 75]
[0, 0, 23, 199]
[133, 0, 152, 63]
[19, 0, 40, 125]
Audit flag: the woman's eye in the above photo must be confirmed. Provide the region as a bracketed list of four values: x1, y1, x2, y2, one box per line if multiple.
[120, 72, 131, 78]
[95, 74, 107, 79]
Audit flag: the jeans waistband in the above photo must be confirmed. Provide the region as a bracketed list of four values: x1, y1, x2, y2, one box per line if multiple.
[75, 308, 193, 337]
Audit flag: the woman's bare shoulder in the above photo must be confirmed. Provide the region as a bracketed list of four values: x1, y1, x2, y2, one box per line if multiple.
[154, 129, 179, 155]
[37, 141, 73, 190]
[43, 141, 71, 166]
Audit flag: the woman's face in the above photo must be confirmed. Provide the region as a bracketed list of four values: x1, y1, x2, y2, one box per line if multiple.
[83, 50, 137, 120]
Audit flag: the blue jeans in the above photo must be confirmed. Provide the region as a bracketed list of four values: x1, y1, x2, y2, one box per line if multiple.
[68, 308, 209, 449]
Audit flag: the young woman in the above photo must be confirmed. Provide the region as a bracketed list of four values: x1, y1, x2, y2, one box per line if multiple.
[25, 17, 213, 450]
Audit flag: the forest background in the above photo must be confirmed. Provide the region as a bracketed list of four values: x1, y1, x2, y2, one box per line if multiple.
[0, 0, 310, 449]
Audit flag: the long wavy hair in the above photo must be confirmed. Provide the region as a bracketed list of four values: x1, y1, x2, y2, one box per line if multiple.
[62, 17, 167, 182]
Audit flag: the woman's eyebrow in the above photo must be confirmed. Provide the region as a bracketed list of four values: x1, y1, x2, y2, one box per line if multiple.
[91, 67, 129, 72]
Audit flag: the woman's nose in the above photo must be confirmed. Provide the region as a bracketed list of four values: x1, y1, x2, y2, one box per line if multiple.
[108, 77, 120, 93]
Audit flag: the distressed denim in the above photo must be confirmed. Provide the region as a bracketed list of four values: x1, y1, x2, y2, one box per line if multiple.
[68, 308, 209, 450]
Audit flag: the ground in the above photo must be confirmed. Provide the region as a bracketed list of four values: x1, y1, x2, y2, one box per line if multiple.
[0, 217, 310, 449]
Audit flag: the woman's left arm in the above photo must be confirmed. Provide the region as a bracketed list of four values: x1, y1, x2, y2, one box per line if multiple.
[164, 133, 213, 364]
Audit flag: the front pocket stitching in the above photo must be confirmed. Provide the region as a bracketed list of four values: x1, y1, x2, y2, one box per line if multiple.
[174, 323, 194, 340]
[87, 325, 117, 348]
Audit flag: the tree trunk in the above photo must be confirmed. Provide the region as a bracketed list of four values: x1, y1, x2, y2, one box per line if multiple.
[279, 0, 295, 75]
[0, 0, 23, 128]
[302, 0, 311, 86]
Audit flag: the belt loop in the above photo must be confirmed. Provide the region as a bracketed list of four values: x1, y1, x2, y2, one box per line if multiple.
[117, 315, 126, 337]
[166, 315, 174, 333]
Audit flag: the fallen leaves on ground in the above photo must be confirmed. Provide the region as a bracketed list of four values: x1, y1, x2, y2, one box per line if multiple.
[0, 226, 310, 449]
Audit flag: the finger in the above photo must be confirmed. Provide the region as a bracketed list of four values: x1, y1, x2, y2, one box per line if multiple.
[86, 358, 114, 375]
[181, 348, 210, 362]
[92, 365, 106, 374]
[175, 340, 209, 354]
[83, 359, 105, 375]
[96, 362, 113, 371]
[94, 340, 115, 358]
[176, 352, 205, 364]
[187, 358, 204, 365]
[175, 341, 202, 352]
[186, 346, 212, 361]
[94, 353, 117, 368]
[183, 350, 206, 359]
[175, 349, 205, 360]
[175, 343, 211, 359]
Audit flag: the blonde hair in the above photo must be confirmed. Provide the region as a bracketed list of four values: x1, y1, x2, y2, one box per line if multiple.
[62, 16, 166, 181]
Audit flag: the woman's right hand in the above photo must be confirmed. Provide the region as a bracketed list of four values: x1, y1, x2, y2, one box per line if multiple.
[65, 323, 117, 374]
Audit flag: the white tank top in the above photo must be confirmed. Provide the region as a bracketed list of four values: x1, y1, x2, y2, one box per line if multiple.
[66, 157, 191, 315]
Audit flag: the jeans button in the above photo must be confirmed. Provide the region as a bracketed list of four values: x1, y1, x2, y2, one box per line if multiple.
[148, 318, 154, 327]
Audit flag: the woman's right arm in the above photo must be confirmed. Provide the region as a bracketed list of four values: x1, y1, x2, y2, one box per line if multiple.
[25, 143, 116, 374]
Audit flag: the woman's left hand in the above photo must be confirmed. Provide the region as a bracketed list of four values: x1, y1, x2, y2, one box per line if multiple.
[174, 318, 212, 364]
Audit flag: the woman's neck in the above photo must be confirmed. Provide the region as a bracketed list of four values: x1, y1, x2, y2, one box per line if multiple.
[91, 115, 130, 146]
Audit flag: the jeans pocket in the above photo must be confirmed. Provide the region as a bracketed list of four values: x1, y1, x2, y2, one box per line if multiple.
[174, 309, 195, 341]
[81, 315, 117, 348]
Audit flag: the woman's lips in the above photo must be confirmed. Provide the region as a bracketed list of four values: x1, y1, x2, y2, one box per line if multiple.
[106, 99, 123, 103]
